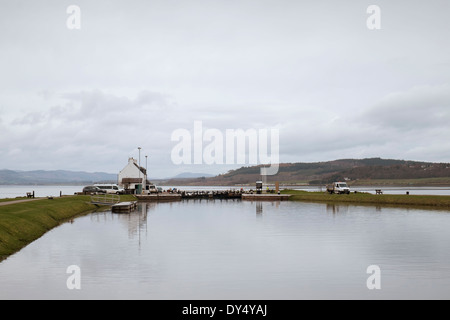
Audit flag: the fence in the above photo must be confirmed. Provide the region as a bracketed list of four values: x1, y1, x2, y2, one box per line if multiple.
[90, 194, 121, 205]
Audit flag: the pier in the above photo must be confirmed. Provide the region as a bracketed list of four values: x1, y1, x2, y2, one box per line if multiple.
[135, 190, 290, 202]
[241, 194, 291, 201]
[136, 194, 182, 201]
[112, 201, 138, 213]
[181, 190, 242, 200]
[90, 194, 138, 213]
[136, 190, 242, 201]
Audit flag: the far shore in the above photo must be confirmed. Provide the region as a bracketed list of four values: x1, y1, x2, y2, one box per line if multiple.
[282, 189, 450, 209]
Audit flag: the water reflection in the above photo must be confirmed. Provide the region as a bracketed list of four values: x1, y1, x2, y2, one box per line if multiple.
[1, 200, 450, 299]
[88, 203, 158, 248]
[326, 203, 350, 215]
[256, 202, 263, 215]
[326, 203, 384, 214]
[253, 201, 282, 217]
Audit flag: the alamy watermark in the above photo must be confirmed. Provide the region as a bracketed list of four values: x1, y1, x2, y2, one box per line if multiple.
[66, 5, 81, 30]
[366, 265, 381, 290]
[65, 263, 382, 292]
[66, 265, 81, 290]
[367, 5, 381, 30]
[65, 5, 380, 31]
[171, 121, 279, 176]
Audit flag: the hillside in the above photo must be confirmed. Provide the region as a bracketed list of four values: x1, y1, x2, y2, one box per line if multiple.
[162, 158, 450, 186]
[172, 172, 215, 179]
[3, 158, 450, 186]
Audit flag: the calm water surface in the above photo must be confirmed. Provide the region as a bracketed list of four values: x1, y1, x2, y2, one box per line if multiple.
[0, 185, 83, 199]
[1, 200, 450, 299]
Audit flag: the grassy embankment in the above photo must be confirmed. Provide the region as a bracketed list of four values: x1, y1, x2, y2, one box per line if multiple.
[282, 189, 450, 208]
[0, 194, 136, 262]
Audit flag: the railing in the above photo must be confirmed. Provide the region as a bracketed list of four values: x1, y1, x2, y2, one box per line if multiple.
[91, 194, 121, 205]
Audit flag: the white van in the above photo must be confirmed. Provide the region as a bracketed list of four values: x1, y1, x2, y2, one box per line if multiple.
[148, 185, 158, 194]
[94, 184, 125, 194]
[326, 182, 350, 194]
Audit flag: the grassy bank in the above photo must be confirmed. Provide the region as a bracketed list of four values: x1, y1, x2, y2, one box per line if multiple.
[282, 189, 450, 208]
[0, 195, 136, 262]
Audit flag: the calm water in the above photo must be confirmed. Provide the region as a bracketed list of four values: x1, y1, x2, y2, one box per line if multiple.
[0, 185, 83, 199]
[1, 199, 450, 299]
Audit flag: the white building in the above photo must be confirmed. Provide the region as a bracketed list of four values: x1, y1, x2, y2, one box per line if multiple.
[118, 157, 147, 193]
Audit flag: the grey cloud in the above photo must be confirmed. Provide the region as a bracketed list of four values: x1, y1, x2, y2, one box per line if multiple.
[58, 90, 173, 124]
[361, 84, 450, 131]
[12, 111, 48, 126]
[2, 89, 177, 172]
[1, 1, 450, 174]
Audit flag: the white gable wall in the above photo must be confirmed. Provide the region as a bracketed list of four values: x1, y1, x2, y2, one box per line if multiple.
[118, 158, 147, 190]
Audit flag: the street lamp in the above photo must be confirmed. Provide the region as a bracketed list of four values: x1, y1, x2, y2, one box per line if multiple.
[145, 155, 148, 173]
[145, 155, 148, 192]
[138, 147, 142, 194]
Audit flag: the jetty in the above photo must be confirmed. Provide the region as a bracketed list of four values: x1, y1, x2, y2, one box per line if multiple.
[242, 194, 291, 201]
[135, 190, 290, 202]
[89, 194, 138, 213]
[136, 194, 182, 202]
[181, 190, 242, 200]
[112, 201, 138, 213]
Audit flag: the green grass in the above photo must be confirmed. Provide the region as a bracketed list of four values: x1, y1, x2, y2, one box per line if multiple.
[282, 189, 450, 208]
[0, 195, 137, 262]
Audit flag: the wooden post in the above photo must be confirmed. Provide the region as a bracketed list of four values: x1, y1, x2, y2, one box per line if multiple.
[275, 181, 279, 194]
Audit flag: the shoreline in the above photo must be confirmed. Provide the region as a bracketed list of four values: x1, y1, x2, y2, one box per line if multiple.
[0, 195, 135, 263]
[282, 190, 450, 209]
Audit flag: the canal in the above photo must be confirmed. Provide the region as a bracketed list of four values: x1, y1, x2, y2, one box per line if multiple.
[1, 199, 450, 299]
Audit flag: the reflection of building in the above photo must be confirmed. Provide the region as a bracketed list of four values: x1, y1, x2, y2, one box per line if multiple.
[256, 202, 263, 215]
[118, 158, 147, 193]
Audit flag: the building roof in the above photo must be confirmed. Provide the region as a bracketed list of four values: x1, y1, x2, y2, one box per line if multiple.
[133, 162, 146, 175]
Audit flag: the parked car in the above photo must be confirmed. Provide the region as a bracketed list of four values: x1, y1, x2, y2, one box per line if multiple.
[94, 184, 125, 194]
[82, 186, 106, 194]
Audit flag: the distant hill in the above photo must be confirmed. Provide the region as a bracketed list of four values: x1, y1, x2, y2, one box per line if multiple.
[3, 158, 450, 186]
[161, 158, 450, 186]
[0, 170, 117, 185]
[172, 172, 215, 179]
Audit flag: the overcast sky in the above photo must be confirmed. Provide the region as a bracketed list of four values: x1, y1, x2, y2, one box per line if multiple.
[1, 0, 449, 178]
